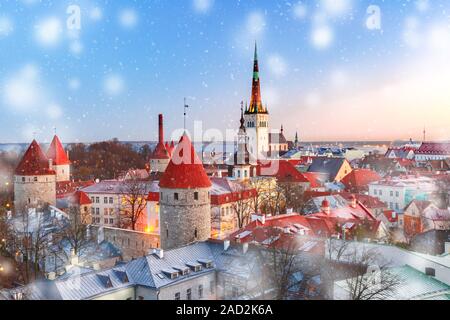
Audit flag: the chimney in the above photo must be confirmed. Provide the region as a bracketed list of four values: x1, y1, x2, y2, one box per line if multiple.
[158, 114, 164, 144]
[322, 199, 331, 215]
[153, 248, 164, 259]
[243, 243, 249, 255]
[224, 240, 231, 251]
[47, 272, 56, 281]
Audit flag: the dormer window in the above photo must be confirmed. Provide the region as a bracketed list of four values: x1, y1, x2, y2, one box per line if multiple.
[198, 259, 214, 269]
[162, 269, 180, 280]
[186, 262, 202, 272]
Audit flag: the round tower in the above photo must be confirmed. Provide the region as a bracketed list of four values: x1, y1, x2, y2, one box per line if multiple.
[46, 135, 71, 182]
[14, 140, 56, 211]
[159, 134, 212, 250]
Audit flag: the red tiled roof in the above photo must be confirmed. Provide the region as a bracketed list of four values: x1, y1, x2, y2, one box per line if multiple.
[257, 160, 309, 183]
[69, 190, 92, 206]
[56, 180, 95, 198]
[159, 134, 212, 189]
[47, 135, 70, 165]
[383, 210, 398, 223]
[341, 169, 381, 190]
[150, 142, 170, 160]
[302, 172, 323, 188]
[15, 140, 55, 176]
[416, 142, 450, 155]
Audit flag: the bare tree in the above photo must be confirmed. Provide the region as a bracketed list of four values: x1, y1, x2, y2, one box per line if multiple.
[56, 206, 90, 258]
[230, 182, 255, 229]
[251, 228, 304, 300]
[119, 171, 149, 231]
[324, 240, 402, 300]
[11, 203, 53, 284]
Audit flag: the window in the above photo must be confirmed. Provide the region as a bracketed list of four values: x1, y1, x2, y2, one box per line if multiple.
[109, 197, 113, 204]
[210, 281, 215, 294]
[104, 208, 108, 216]
[374, 190, 377, 195]
[175, 292, 180, 301]
[96, 208, 100, 215]
[110, 219, 114, 225]
[194, 228, 198, 239]
[34, 177, 38, 182]
[104, 218, 109, 224]
[91, 208, 95, 215]
[22, 177, 25, 182]
[395, 192, 400, 197]
[186, 289, 192, 300]
[198, 285, 203, 298]
[104, 197, 108, 204]
[232, 287, 239, 298]
[194, 192, 199, 200]
[174, 193, 179, 201]
[96, 197, 100, 203]
[390, 191, 394, 197]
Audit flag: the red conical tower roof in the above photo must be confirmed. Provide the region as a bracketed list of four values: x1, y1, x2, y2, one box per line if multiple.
[159, 134, 211, 189]
[15, 140, 55, 176]
[47, 135, 71, 165]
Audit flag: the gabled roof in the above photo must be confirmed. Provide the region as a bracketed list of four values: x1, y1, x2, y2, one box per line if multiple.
[416, 142, 450, 155]
[405, 200, 434, 213]
[47, 135, 70, 165]
[307, 157, 349, 181]
[341, 169, 381, 190]
[257, 160, 309, 183]
[150, 142, 170, 160]
[69, 191, 92, 206]
[269, 133, 287, 144]
[159, 134, 212, 189]
[15, 140, 55, 176]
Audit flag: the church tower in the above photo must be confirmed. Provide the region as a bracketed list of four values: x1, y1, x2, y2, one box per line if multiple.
[159, 134, 212, 250]
[232, 105, 253, 180]
[244, 43, 269, 160]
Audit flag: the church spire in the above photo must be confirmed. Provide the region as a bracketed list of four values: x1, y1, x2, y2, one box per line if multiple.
[247, 42, 266, 114]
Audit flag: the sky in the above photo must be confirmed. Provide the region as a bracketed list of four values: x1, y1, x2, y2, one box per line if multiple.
[1, 0, 450, 143]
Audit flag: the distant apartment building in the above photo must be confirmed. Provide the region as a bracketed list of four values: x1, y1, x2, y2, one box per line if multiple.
[369, 176, 437, 213]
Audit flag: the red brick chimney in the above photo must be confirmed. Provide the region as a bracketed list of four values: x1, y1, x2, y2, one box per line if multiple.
[159, 114, 164, 144]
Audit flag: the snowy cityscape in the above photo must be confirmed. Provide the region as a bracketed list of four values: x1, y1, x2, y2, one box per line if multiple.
[0, 0, 450, 306]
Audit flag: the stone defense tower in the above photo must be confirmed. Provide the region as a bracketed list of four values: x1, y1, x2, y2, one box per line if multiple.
[149, 114, 171, 173]
[46, 135, 71, 182]
[244, 43, 269, 160]
[14, 140, 56, 210]
[159, 134, 212, 250]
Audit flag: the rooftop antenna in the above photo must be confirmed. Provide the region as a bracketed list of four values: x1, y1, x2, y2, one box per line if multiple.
[184, 97, 190, 133]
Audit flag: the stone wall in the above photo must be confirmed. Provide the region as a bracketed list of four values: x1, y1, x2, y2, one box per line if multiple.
[54, 164, 71, 182]
[14, 174, 56, 209]
[160, 187, 211, 250]
[90, 225, 160, 261]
